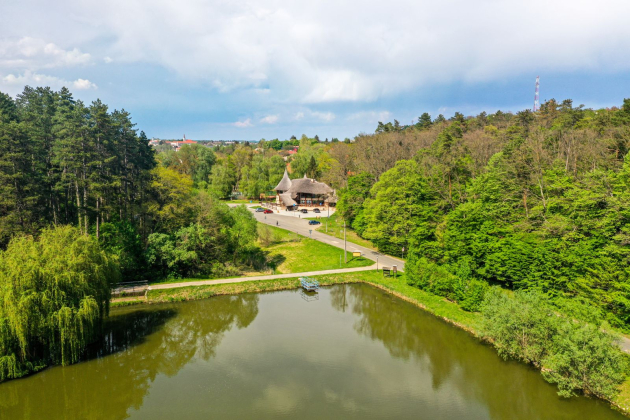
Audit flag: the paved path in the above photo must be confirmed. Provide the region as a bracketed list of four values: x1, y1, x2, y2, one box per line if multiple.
[619, 337, 630, 354]
[247, 206, 405, 272]
[148, 264, 377, 291]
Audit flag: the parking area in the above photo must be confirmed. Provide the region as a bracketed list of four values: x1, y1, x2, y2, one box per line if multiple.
[255, 203, 337, 219]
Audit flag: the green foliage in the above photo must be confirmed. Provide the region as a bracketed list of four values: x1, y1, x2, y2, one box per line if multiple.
[99, 221, 146, 281]
[480, 289, 628, 399]
[208, 159, 237, 199]
[406, 256, 488, 311]
[0, 87, 156, 243]
[0, 226, 120, 380]
[361, 160, 436, 255]
[240, 154, 285, 198]
[148, 166, 195, 233]
[339, 99, 630, 330]
[336, 172, 374, 229]
[146, 202, 260, 279]
[158, 144, 216, 187]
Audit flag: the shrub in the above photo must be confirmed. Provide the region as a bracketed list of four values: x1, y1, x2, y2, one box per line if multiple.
[480, 288, 629, 398]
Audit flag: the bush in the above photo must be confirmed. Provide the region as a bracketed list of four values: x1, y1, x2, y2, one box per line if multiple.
[406, 256, 487, 311]
[480, 288, 629, 398]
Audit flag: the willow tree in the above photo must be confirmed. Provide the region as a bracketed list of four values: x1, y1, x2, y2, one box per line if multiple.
[0, 226, 120, 381]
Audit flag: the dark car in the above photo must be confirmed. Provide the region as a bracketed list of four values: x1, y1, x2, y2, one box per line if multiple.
[308, 220, 321, 225]
[313, 208, 321, 213]
[255, 208, 265, 212]
[301, 209, 308, 213]
[263, 209, 273, 214]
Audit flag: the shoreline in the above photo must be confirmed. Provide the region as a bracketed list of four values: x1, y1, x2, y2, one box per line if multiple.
[111, 270, 630, 416]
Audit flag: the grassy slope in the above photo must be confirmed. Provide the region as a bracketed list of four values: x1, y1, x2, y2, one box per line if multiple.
[307, 212, 376, 250]
[261, 225, 372, 273]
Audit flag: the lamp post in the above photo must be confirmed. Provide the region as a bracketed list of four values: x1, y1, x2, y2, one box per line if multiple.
[344, 220, 347, 264]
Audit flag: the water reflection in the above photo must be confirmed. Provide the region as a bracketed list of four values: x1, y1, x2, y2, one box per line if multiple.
[332, 284, 623, 420]
[0, 286, 623, 420]
[0, 294, 259, 420]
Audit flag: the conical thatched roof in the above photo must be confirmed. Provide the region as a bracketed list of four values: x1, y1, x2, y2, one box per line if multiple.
[287, 177, 333, 198]
[279, 193, 297, 207]
[274, 168, 292, 191]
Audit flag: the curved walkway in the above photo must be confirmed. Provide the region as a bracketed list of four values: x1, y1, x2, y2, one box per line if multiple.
[245, 206, 406, 272]
[148, 264, 377, 291]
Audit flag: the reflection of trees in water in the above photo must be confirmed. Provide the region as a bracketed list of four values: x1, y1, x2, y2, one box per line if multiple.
[0, 294, 259, 420]
[330, 284, 350, 313]
[333, 284, 624, 420]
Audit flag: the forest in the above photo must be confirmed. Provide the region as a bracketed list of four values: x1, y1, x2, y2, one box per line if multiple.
[335, 102, 630, 333]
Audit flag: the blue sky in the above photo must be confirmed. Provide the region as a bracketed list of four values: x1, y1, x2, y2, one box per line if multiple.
[1, 0, 630, 140]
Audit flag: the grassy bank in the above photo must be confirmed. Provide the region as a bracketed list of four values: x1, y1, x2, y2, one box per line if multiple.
[113, 271, 478, 330]
[308, 213, 376, 250]
[259, 225, 373, 273]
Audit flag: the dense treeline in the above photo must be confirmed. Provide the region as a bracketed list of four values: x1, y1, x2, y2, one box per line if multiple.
[0, 87, 264, 282]
[336, 99, 630, 333]
[0, 87, 155, 246]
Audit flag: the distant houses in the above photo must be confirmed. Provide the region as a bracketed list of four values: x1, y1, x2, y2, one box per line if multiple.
[149, 137, 246, 151]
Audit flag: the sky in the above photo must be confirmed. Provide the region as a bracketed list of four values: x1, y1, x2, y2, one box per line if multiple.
[1, 0, 630, 140]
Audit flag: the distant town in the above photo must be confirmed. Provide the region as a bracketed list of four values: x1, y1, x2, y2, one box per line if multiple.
[148, 136, 258, 151]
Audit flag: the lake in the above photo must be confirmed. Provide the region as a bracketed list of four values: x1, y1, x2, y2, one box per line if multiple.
[0, 284, 624, 419]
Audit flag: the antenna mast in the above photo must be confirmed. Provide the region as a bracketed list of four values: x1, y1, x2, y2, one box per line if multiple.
[533, 76, 540, 112]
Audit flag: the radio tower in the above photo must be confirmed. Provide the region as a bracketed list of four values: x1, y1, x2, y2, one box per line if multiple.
[533, 76, 540, 112]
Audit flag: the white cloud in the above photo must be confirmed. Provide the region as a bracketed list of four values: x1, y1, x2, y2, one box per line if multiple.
[72, 78, 97, 90]
[294, 112, 304, 120]
[260, 114, 279, 124]
[312, 111, 335, 122]
[0, 37, 91, 70]
[1, 70, 97, 95]
[45, 0, 630, 105]
[104, 56, 113, 63]
[233, 118, 253, 128]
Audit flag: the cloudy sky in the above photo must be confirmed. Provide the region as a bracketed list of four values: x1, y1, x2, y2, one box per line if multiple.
[1, 0, 630, 140]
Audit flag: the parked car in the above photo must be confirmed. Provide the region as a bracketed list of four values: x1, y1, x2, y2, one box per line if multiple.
[255, 208, 265, 212]
[301, 209, 308, 213]
[313, 208, 321, 213]
[263, 209, 273, 214]
[308, 220, 321, 225]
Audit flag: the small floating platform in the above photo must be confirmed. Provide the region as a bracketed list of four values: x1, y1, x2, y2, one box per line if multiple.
[300, 277, 319, 291]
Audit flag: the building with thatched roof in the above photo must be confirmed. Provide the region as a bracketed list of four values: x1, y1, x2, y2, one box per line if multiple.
[274, 169, 336, 209]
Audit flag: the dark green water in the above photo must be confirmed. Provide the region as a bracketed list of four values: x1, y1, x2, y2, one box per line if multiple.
[0, 284, 624, 420]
